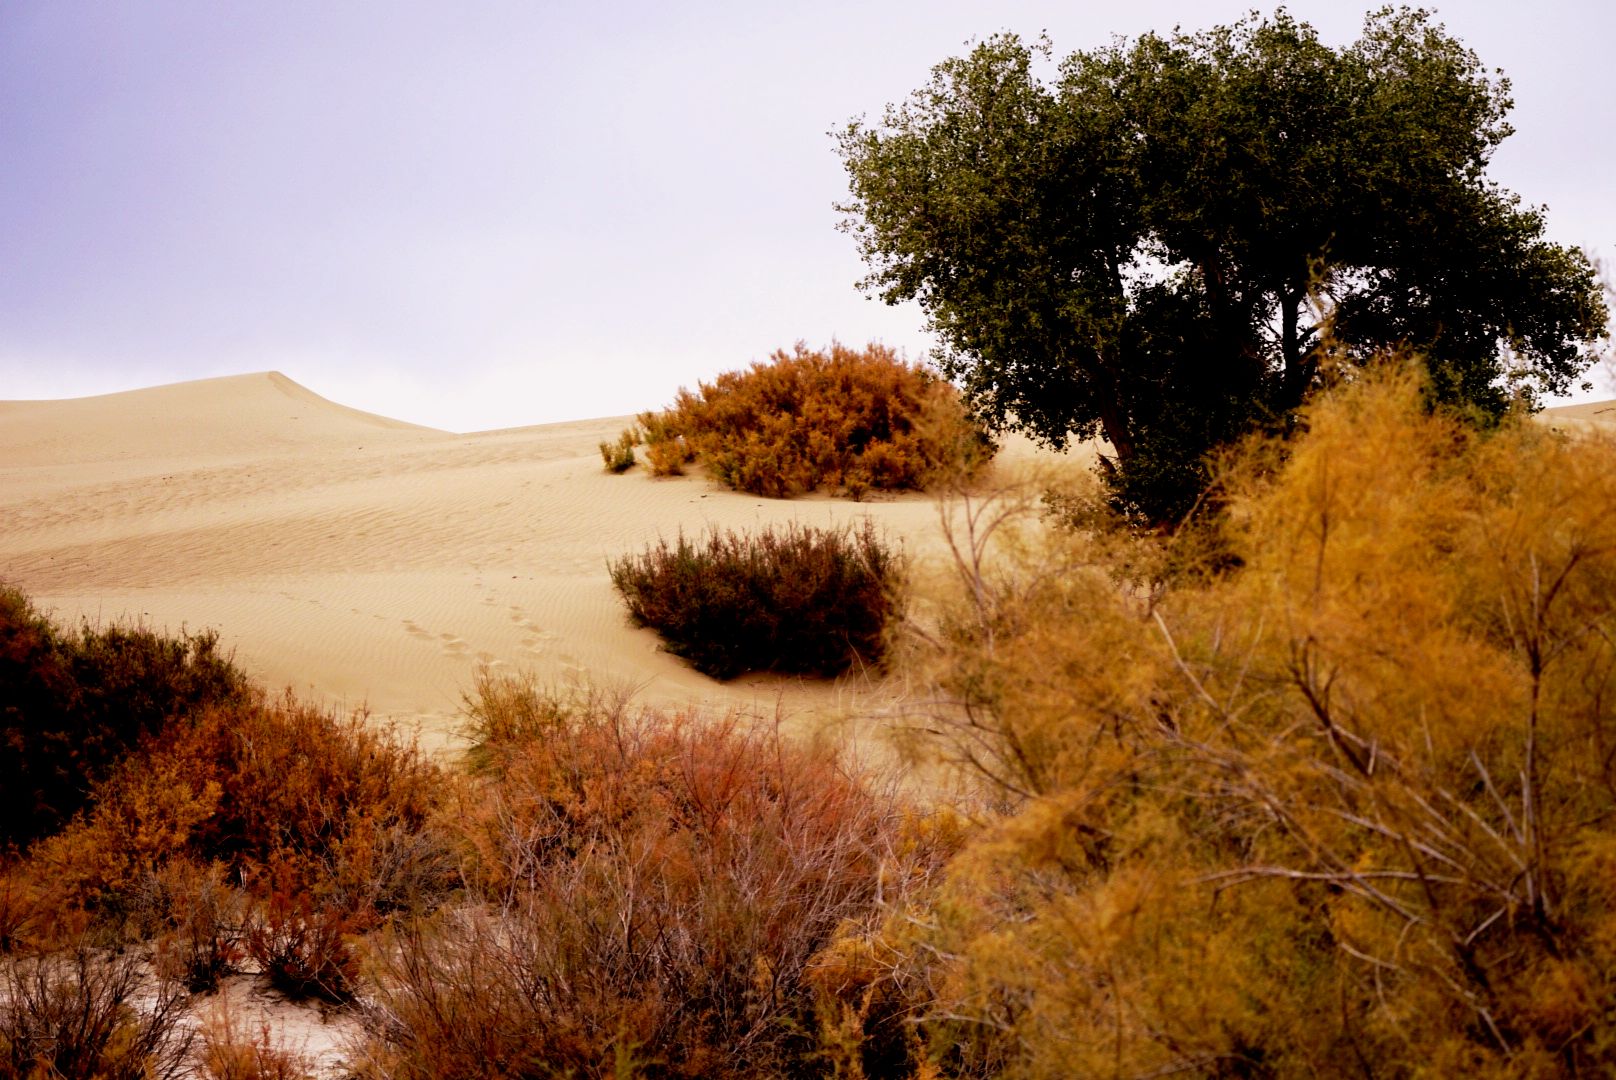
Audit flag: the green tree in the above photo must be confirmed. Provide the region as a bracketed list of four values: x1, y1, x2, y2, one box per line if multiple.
[837, 7, 1608, 523]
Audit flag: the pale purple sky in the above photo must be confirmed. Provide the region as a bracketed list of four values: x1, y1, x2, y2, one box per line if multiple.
[3, 1, 1612, 431]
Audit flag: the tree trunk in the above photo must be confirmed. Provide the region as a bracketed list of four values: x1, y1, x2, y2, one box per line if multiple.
[1280, 287, 1315, 408]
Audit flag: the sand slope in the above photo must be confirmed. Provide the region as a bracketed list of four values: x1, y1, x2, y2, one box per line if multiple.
[6, 373, 1605, 749]
[0, 372, 988, 746]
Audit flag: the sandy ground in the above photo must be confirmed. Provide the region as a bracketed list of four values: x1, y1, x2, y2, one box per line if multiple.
[0, 371, 1081, 751]
[5, 372, 1610, 754]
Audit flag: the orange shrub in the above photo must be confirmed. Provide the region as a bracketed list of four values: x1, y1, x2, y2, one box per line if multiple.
[639, 341, 992, 498]
[0, 584, 248, 852]
[21, 689, 455, 981]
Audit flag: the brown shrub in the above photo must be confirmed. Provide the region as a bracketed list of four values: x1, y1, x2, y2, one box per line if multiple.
[0, 584, 248, 852]
[354, 675, 920, 1080]
[151, 859, 249, 993]
[0, 946, 192, 1080]
[244, 857, 361, 1004]
[638, 341, 992, 498]
[609, 520, 905, 680]
[197, 998, 316, 1080]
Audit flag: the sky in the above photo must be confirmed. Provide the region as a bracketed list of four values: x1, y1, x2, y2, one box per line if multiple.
[3, 1, 1613, 432]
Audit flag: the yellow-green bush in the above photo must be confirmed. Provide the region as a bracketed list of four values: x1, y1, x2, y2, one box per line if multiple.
[829, 365, 1616, 1077]
[598, 427, 639, 473]
[639, 341, 992, 498]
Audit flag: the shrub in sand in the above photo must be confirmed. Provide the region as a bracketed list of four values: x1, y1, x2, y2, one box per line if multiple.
[0, 586, 456, 1007]
[0, 583, 249, 852]
[598, 426, 639, 473]
[351, 675, 935, 1080]
[637, 341, 993, 498]
[0, 946, 192, 1080]
[21, 689, 456, 998]
[608, 520, 904, 680]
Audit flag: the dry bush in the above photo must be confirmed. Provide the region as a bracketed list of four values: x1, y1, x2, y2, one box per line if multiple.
[636, 409, 693, 476]
[834, 365, 1616, 1077]
[638, 341, 992, 498]
[0, 585, 248, 852]
[0, 946, 192, 1080]
[244, 856, 361, 1004]
[150, 859, 250, 993]
[197, 998, 315, 1080]
[610, 520, 905, 680]
[21, 690, 455, 987]
[353, 674, 925, 1080]
[599, 427, 639, 473]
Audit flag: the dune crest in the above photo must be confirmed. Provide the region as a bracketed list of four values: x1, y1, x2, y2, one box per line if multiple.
[0, 371, 443, 469]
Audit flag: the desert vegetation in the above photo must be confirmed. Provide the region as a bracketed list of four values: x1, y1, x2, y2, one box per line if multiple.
[0, 594, 455, 1076]
[8, 361, 1616, 1076]
[348, 674, 944, 1079]
[609, 520, 904, 680]
[633, 341, 992, 499]
[599, 427, 640, 473]
[607, 517, 904, 679]
[0, 586, 249, 852]
[839, 9, 1608, 522]
[801, 365, 1616, 1078]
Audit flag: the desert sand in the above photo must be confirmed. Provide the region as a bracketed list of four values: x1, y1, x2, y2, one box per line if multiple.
[0, 371, 1040, 749]
[5, 372, 1608, 753]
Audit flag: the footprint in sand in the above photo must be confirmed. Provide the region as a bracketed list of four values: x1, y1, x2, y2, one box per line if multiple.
[402, 620, 432, 640]
[439, 633, 469, 656]
[508, 606, 558, 641]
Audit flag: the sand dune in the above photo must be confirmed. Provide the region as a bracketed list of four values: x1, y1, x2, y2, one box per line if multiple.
[0, 372, 1000, 746]
[5, 373, 1606, 749]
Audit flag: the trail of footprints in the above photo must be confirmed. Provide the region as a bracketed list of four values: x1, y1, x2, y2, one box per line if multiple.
[389, 598, 580, 674]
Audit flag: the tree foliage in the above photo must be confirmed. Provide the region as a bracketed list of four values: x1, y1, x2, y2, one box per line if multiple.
[837, 7, 1608, 522]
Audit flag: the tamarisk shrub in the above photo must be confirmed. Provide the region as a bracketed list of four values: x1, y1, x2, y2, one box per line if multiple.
[352, 675, 933, 1080]
[638, 342, 992, 498]
[609, 521, 904, 679]
[820, 364, 1616, 1077]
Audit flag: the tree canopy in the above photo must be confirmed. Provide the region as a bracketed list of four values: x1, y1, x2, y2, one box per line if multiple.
[837, 7, 1608, 522]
